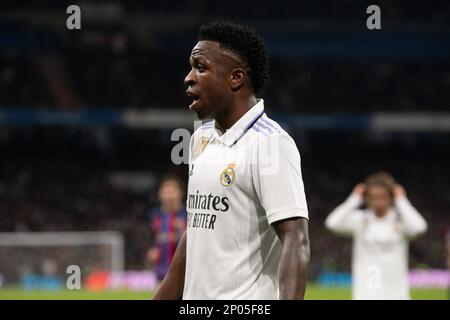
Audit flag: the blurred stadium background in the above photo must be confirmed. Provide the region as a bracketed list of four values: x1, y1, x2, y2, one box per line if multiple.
[0, 0, 449, 299]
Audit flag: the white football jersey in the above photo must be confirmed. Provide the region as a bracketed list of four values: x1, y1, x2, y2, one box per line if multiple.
[325, 194, 427, 300]
[182, 99, 309, 300]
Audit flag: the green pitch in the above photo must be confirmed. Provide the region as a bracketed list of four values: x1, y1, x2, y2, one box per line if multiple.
[0, 284, 447, 300]
[304, 284, 448, 300]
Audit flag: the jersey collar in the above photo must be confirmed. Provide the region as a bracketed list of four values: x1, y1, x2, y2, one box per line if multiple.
[211, 99, 265, 147]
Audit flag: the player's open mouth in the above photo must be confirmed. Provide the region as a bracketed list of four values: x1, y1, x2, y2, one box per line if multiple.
[186, 90, 201, 110]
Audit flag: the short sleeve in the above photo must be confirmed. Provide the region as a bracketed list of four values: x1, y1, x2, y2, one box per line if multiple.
[252, 134, 309, 225]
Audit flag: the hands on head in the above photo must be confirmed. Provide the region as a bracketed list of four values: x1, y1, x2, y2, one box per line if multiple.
[352, 183, 366, 197]
[351, 182, 406, 198]
[392, 183, 406, 198]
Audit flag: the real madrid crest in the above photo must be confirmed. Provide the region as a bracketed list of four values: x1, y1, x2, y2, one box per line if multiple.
[220, 163, 236, 187]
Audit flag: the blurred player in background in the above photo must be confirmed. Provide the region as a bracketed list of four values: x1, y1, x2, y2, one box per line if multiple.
[447, 229, 450, 300]
[154, 21, 310, 300]
[447, 229, 450, 269]
[325, 172, 427, 300]
[147, 174, 187, 281]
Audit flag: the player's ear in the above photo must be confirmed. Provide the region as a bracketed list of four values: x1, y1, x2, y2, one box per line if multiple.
[230, 67, 246, 91]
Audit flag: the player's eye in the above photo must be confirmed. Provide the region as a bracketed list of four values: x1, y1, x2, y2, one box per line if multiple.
[195, 63, 206, 72]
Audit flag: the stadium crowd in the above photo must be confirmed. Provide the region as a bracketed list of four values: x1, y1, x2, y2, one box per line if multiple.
[2, 48, 449, 112]
[1, 0, 449, 283]
[1, 134, 448, 277]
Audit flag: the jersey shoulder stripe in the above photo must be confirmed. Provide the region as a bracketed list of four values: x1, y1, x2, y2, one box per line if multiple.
[259, 116, 281, 131]
[201, 121, 214, 128]
[192, 121, 214, 139]
[251, 114, 285, 137]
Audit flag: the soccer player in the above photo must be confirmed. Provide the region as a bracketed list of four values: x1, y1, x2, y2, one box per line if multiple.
[447, 229, 450, 300]
[154, 21, 310, 300]
[147, 174, 187, 281]
[325, 172, 427, 300]
[447, 229, 450, 270]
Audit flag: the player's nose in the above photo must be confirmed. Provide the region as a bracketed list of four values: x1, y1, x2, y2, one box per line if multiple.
[184, 69, 196, 86]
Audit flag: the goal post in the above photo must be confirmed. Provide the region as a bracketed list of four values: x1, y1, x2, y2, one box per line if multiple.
[0, 231, 125, 287]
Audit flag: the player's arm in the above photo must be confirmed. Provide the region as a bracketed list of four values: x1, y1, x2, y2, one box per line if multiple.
[153, 231, 186, 300]
[273, 217, 310, 300]
[324, 183, 364, 235]
[253, 134, 310, 298]
[393, 184, 427, 238]
[147, 213, 160, 265]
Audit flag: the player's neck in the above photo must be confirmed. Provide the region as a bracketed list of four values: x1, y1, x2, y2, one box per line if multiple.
[215, 96, 257, 132]
[162, 202, 182, 214]
[374, 208, 389, 218]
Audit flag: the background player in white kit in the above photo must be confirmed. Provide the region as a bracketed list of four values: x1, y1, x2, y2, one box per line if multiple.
[154, 21, 310, 300]
[325, 172, 427, 300]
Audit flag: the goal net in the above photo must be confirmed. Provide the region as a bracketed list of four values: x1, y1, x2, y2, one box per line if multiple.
[0, 231, 124, 288]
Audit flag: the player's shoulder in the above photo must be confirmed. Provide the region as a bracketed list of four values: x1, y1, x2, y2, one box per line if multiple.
[191, 120, 214, 143]
[192, 120, 214, 136]
[249, 113, 302, 157]
[250, 113, 291, 140]
[149, 207, 162, 219]
[199, 120, 214, 131]
[177, 208, 187, 218]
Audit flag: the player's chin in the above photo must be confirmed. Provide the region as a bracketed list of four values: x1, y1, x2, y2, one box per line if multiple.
[196, 111, 209, 120]
[192, 105, 210, 120]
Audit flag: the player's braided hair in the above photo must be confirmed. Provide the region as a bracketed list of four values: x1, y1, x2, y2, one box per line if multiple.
[198, 21, 270, 96]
